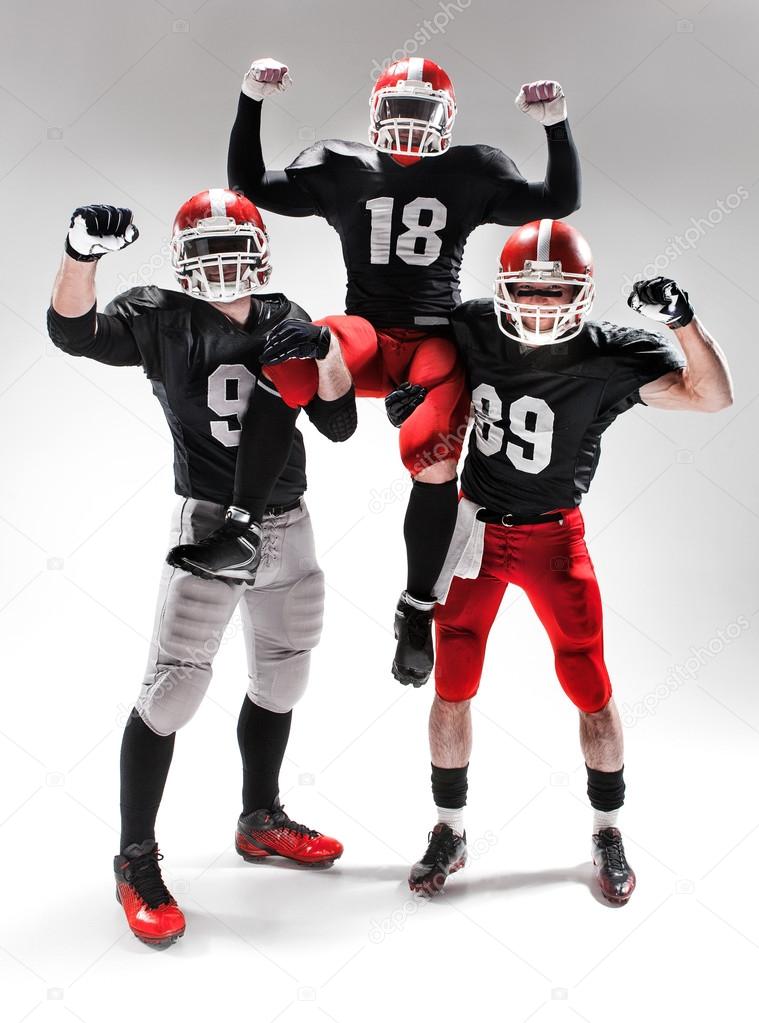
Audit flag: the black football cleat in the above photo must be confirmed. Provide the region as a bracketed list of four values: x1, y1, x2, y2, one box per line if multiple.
[114, 840, 186, 949]
[392, 591, 435, 687]
[166, 506, 262, 583]
[408, 823, 467, 896]
[592, 827, 636, 905]
[235, 801, 344, 867]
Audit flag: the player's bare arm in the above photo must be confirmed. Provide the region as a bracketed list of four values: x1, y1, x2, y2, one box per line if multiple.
[630, 277, 734, 412]
[51, 205, 139, 317]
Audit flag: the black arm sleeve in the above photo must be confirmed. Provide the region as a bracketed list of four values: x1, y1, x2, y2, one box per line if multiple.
[304, 386, 357, 442]
[227, 93, 318, 217]
[487, 120, 581, 224]
[233, 377, 300, 520]
[47, 304, 142, 367]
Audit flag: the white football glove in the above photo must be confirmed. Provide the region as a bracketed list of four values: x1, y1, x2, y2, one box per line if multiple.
[242, 58, 292, 101]
[628, 277, 694, 329]
[516, 81, 567, 127]
[66, 205, 138, 262]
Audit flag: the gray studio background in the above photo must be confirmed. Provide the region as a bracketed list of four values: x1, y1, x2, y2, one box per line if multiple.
[1, 0, 757, 1020]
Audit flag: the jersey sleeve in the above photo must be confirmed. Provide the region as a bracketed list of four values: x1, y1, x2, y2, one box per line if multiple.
[227, 93, 319, 217]
[599, 323, 686, 412]
[47, 302, 142, 368]
[284, 143, 339, 220]
[480, 122, 582, 224]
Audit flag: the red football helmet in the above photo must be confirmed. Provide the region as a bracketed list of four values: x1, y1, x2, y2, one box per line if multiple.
[170, 189, 272, 302]
[494, 219, 595, 345]
[369, 58, 456, 157]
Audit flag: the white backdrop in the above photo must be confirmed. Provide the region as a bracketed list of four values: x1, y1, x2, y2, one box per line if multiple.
[1, 0, 758, 1020]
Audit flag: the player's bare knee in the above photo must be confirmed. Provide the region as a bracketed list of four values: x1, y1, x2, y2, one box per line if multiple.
[433, 693, 472, 713]
[413, 458, 458, 484]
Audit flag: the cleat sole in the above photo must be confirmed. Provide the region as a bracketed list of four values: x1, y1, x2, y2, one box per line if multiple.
[408, 855, 466, 896]
[235, 838, 340, 869]
[392, 662, 430, 688]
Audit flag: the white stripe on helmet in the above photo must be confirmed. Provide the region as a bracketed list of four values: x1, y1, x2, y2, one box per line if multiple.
[407, 57, 424, 81]
[208, 189, 228, 217]
[537, 219, 553, 261]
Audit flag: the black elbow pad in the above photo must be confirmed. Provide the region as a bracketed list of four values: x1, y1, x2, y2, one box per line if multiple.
[47, 303, 97, 353]
[307, 386, 357, 442]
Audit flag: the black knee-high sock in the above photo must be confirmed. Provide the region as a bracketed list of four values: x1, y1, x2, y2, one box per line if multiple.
[237, 696, 293, 814]
[404, 478, 459, 603]
[119, 710, 175, 851]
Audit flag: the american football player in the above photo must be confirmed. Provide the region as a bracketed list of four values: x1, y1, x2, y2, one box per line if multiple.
[388, 220, 732, 902]
[47, 192, 359, 948]
[168, 58, 581, 688]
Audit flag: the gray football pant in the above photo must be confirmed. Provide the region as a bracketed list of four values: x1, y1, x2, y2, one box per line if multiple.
[136, 497, 325, 736]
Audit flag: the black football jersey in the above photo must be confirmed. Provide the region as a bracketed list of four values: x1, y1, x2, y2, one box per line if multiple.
[452, 300, 686, 515]
[286, 141, 540, 327]
[100, 287, 310, 507]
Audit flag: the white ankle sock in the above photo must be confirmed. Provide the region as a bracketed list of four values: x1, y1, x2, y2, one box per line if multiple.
[593, 808, 620, 834]
[436, 805, 465, 836]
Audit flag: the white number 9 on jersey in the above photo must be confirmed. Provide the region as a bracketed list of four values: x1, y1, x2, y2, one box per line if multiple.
[208, 364, 257, 446]
[472, 385, 554, 474]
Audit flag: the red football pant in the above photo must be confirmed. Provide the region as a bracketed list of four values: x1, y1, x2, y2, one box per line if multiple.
[265, 315, 469, 475]
[434, 506, 612, 714]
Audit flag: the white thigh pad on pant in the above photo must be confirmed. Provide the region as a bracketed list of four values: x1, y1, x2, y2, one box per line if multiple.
[241, 504, 325, 714]
[138, 499, 242, 735]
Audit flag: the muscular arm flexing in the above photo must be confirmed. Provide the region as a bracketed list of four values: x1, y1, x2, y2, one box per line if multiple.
[631, 278, 733, 412]
[48, 206, 142, 366]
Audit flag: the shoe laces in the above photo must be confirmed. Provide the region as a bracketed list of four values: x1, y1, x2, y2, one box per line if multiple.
[404, 604, 432, 649]
[597, 830, 626, 872]
[269, 804, 319, 839]
[425, 825, 458, 862]
[124, 848, 173, 908]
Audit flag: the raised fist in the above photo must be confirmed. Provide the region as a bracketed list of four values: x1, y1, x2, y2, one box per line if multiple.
[66, 205, 138, 262]
[242, 58, 292, 102]
[628, 277, 694, 329]
[516, 81, 567, 127]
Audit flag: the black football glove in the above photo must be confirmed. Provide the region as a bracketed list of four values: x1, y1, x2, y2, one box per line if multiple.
[385, 382, 428, 428]
[66, 205, 138, 262]
[628, 277, 694, 329]
[260, 319, 332, 365]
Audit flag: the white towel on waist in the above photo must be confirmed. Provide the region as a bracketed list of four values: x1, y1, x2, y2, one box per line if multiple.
[433, 496, 486, 605]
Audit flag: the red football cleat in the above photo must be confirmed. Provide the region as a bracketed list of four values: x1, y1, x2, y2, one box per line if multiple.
[114, 840, 186, 948]
[235, 802, 343, 867]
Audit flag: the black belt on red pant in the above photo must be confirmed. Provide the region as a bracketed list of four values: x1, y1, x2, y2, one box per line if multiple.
[476, 508, 565, 527]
